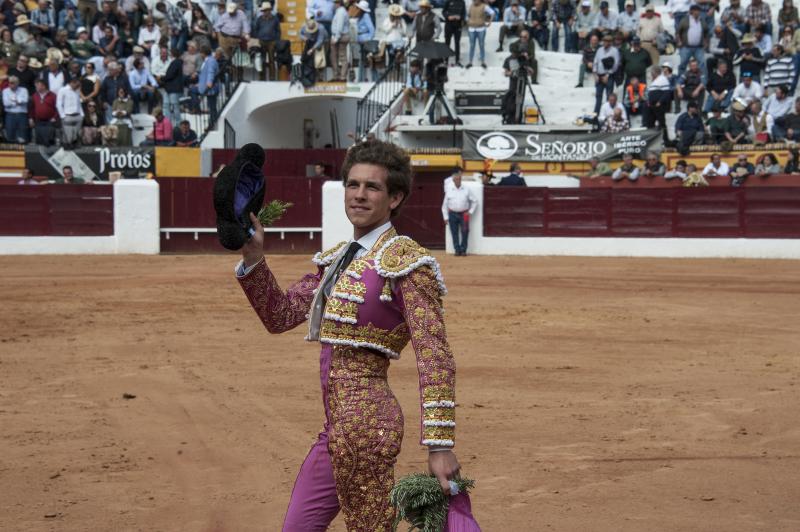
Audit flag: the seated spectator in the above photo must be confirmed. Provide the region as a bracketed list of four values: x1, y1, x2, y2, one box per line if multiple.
[623, 75, 647, 119]
[764, 44, 795, 90]
[497, 162, 526, 186]
[597, 92, 626, 126]
[724, 100, 751, 144]
[99, 61, 131, 122]
[125, 46, 151, 74]
[0, 29, 21, 66]
[753, 24, 773, 59]
[675, 101, 705, 155]
[106, 86, 133, 146]
[497, 0, 525, 52]
[683, 164, 709, 186]
[612, 152, 639, 182]
[702, 153, 730, 179]
[664, 159, 689, 180]
[595, 1, 617, 35]
[778, 0, 798, 34]
[602, 107, 630, 132]
[704, 59, 736, 113]
[30, 77, 57, 145]
[70, 27, 98, 63]
[748, 99, 774, 143]
[707, 23, 738, 75]
[675, 58, 705, 113]
[706, 103, 727, 144]
[173, 120, 198, 146]
[763, 84, 792, 122]
[755, 152, 781, 176]
[58, 5, 84, 39]
[773, 96, 800, 141]
[81, 99, 104, 145]
[617, 1, 639, 42]
[733, 34, 765, 81]
[13, 15, 34, 48]
[570, 156, 613, 179]
[402, 59, 426, 115]
[641, 151, 666, 178]
[729, 154, 755, 186]
[527, 0, 549, 51]
[138, 16, 162, 56]
[142, 106, 173, 146]
[23, 28, 49, 60]
[128, 57, 158, 113]
[2, 75, 29, 143]
[732, 71, 764, 106]
[17, 168, 42, 184]
[55, 165, 85, 183]
[576, 33, 598, 88]
[51, 29, 73, 62]
[57, 76, 84, 147]
[98, 25, 120, 57]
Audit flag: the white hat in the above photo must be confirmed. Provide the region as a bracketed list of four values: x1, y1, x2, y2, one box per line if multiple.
[661, 61, 672, 70]
[624, 0, 634, 5]
[76, 25, 87, 34]
[259, 1, 271, 9]
[356, 0, 370, 12]
[581, 0, 591, 6]
[226, 1, 237, 13]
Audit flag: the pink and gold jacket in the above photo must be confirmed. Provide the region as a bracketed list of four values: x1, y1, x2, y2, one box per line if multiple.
[237, 226, 457, 447]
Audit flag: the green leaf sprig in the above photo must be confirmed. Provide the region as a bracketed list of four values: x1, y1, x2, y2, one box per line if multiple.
[257, 200, 293, 227]
[390, 473, 474, 532]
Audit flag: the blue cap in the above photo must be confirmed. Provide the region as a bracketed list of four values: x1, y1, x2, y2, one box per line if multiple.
[742, 71, 752, 78]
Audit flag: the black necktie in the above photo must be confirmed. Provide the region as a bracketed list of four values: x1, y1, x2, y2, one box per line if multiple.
[335, 241, 362, 281]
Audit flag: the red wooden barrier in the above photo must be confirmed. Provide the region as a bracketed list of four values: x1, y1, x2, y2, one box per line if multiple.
[581, 174, 800, 188]
[484, 187, 800, 238]
[211, 149, 347, 178]
[0, 184, 113, 236]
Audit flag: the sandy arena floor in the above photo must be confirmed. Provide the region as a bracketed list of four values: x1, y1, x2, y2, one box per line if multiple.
[1, 253, 799, 531]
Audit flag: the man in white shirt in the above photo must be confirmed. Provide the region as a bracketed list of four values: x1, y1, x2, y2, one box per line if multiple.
[702, 153, 730, 178]
[597, 92, 627, 125]
[57, 76, 84, 147]
[2, 76, 30, 143]
[731, 71, 764, 105]
[441, 168, 478, 256]
[45, 58, 65, 93]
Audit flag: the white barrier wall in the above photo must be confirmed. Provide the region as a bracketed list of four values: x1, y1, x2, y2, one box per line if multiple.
[321, 181, 351, 250]
[0, 180, 160, 255]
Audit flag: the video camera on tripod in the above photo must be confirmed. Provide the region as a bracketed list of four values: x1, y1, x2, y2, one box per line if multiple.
[425, 59, 449, 92]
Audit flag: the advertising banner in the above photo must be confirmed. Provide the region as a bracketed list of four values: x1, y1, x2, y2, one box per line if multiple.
[463, 129, 664, 162]
[25, 146, 155, 181]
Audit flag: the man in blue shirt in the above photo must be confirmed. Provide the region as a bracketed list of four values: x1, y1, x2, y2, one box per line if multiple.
[354, 0, 374, 81]
[402, 59, 427, 114]
[128, 58, 159, 113]
[253, 2, 281, 80]
[191, 45, 220, 125]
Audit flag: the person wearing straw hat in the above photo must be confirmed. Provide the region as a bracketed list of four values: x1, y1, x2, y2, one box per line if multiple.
[13, 14, 34, 47]
[329, 0, 350, 81]
[253, 1, 281, 80]
[213, 1, 250, 60]
[353, 0, 374, 81]
[412, 0, 440, 44]
[300, 18, 329, 81]
[734, 33, 765, 81]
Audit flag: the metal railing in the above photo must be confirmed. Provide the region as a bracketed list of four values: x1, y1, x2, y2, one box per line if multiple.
[354, 51, 408, 139]
[196, 61, 243, 142]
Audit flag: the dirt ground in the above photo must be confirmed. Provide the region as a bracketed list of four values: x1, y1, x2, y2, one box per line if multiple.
[1, 253, 799, 532]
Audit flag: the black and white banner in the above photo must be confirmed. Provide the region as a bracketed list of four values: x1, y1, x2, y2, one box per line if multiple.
[25, 146, 155, 181]
[463, 129, 664, 162]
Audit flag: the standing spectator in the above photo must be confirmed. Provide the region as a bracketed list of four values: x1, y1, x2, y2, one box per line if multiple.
[595, 1, 617, 35]
[621, 36, 652, 86]
[56, 76, 83, 146]
[29, 77, 57, 145]
[641, 152, 666, 178]
[639, 5, 663, 66]
[161, 47, 184, 128]
[79, 60, 100, 104]
[443, 0, 465, 64]
[156, 0, 189, 53]
[354, 1, 374, 82]
[41, 56, 65, 93]
[729, 153, 754, 186]
[191, 5, 214, 51]
[721, 0, 747, 34]
[497, 0, 525, 52]
[667, 0, 691, 31]
[731, 70, 764, 105]
[602, 106, 630, 132]
[173, 119, 198, 146]
[612, 152, 640, 181]
[254, 2, 281, 80]
[773, 96, 800, 140]
[412, 0, 441, 45]
[9, 55, 36, 94]
[623, 75, 647, 119]
[779, 0, 799, 34]
[745, 0, 772, 36]
[527, 0, 549, 51]
[764, 45, 795, 90]
[707, 23, 739, 76]
[748, 99, 774, 142]
[734, 34, 765, 81]
[214, 2, 250, 60]
[593, 34, 620, 114]
[151, 45, 171, 82]
[704, 58, 735, 112]
[128, 57, 158, 113]
[573, 0, 596, 53]
[192, 44, 219, 125]
[402, 58, 426, 114]
[551, 0, 576, 53]
[100, 61, 131, 122]
[182, 40, 203, 82]
[141, 106, 172, 146]
[617, 1, 638, 41]
[755, 153, 780, 176]
[3, 75, 28, 142]
[724, 100, 751, 144]
[30, 0, 54, 40]
[702, 153, 730, 179]
[498, 162, 527, 185]
[138, 16, 162, 57]
[300, 18, 329, 82]
[441, 170, 478, 256]
[80, 99, 104, 145]
[676, 4, 707, 77]
[675, 57, 705, 112]
[310, 0, 335, 35]
[576, 33, 598, 87]
[466, 0, 492, 68]
[674, 100, 705, 154]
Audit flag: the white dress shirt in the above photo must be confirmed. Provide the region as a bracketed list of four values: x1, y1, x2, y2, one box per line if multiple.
[56, 85, 83, 118]
[702, 161, 730, 177]
[441, 184, 478, 220]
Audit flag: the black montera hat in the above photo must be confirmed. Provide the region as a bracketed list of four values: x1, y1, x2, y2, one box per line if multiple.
[213, 143, 266, 251]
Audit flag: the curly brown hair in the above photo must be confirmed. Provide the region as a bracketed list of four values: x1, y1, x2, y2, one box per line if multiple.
[340, 139, 412, 217]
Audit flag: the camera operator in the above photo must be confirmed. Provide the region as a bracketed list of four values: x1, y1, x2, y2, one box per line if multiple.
[508, 30, 538, 84]
[501, 46, 533, 123]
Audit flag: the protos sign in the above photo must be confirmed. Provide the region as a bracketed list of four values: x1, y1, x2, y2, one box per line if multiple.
[96, 148, 154, 174]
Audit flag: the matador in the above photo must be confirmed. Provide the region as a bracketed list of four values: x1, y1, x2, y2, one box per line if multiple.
[235, 140, 460, 531]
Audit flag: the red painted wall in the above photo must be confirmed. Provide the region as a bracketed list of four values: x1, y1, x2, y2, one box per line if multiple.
[210, 149, 347, 179]
[0, 184, 114, 236]
[484, 187, 800, 238]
